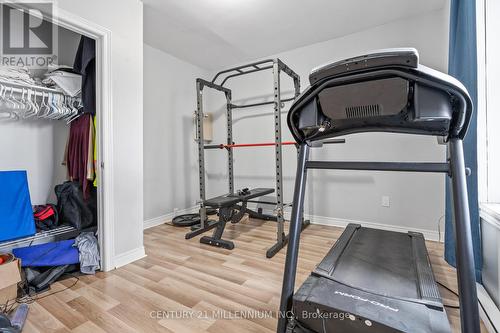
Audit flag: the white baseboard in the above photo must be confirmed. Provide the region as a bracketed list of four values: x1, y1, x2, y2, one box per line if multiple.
[144, 207, 441, 242]
[113, 246, 146, 269]
[144, 206, 441, 242]
[144, 206, 198, 229]
[282, 212, 441, 242]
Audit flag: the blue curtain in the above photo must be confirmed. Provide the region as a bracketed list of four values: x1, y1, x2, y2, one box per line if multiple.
[445, 0, 482, 282]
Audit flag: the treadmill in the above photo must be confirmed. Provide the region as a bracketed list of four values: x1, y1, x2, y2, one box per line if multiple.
[277, 49, 480, 333]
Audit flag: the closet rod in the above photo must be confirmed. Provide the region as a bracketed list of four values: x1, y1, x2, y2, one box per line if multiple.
[0, 79, 77, 97]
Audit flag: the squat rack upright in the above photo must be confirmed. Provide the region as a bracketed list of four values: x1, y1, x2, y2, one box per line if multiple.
[188, 58, 304, 258]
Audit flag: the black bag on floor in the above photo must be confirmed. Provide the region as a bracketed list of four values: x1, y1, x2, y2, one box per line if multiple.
[33, 204, 59, 231]
[55, 181, 95, 230]
[23, 264, 78, 293]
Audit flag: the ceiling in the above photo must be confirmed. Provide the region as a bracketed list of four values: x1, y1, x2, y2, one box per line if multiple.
[143, 0, 446, 70]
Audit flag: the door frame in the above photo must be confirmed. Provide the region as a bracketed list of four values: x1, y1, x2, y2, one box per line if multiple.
[48, 8, 115, 271]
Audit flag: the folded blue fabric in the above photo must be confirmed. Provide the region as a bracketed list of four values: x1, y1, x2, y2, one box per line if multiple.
[13, 239, 79, 267]
[0, 170, 36, 242]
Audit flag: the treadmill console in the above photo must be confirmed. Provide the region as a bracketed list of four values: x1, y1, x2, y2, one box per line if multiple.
[288, 49, 472, 143]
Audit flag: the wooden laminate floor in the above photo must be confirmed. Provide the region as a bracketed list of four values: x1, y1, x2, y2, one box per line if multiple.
[22, 217, 486, 332]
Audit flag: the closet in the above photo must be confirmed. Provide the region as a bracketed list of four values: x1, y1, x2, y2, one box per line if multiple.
[0, 4, 101, 279]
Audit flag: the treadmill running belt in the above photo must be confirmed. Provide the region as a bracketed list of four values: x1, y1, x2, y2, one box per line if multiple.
[329, 227, 419, 300]
[293, 224, 450, 333]
[313, 224, 442, 306]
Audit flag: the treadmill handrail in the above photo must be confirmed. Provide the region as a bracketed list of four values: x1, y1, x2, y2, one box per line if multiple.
[305, 161, 451, 174]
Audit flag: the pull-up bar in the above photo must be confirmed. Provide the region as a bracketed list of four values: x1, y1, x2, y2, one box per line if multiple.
[211, 59, 275, 86]
[204, 139, 345, 150]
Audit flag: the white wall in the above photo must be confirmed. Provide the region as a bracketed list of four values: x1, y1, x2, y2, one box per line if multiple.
[56, 0, 144, 262]
[484, 0, 500, 203]
[203, 9, 450, 237]
[0, 120, 68, 205]
[143, 44, 207, 221]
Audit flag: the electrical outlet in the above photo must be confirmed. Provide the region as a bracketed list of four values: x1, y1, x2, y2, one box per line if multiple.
[382, 196, 390, 207]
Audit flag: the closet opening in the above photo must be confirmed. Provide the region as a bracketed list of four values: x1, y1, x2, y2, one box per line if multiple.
[0, 3, 109, 302]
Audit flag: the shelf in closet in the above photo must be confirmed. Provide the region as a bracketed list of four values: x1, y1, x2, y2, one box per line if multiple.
[0, 78, 79, 98]
[0, 225, 98, 253]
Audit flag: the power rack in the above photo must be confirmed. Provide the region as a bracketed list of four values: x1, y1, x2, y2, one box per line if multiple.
[186, 59, 311, 258]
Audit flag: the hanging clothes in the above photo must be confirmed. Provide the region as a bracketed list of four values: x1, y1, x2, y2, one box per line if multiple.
[93, 115, 98, 187]
[86, 115, 95, 181]
[66, 113, 92, 199]
[64, 36, 97, 198]
[73, 36, 96, 115]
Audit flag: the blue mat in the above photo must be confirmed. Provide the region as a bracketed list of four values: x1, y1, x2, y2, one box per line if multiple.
[0, 171, 36, 242]
[13, 239, 79, 267]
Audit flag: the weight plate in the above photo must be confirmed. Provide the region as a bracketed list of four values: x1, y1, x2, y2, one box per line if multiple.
[171, 209, 217, 227]
[172, 214, 200, 227]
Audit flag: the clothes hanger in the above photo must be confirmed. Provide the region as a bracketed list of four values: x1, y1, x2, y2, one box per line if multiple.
[39, 92, 51, 117]
[33, 90, 41, 116]
[3, 87, 20, 120]
[64, 97, 79, 122]
[0, 85, 13, 120]
[6, 87, 17, 110]
[46, 93, 57, 119]
[55, 94, 65, 120]
[44, 92, 52, 118]
[0, 85, 5, 107]
[0, 85, 9, 112]
[6, 87, 21, 119]
[55, 94, 63, 119]
[61, 95, 72, 120]
[19, 88, 29, 117]
[24, 89, 37, 118]
[65, 96, 83, 123]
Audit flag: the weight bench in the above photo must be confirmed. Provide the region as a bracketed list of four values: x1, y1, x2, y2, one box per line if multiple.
[189, 188, 275, 250]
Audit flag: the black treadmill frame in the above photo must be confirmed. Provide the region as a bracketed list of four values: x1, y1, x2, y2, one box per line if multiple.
[278, 141, 478, 333]
[278, 53, 480, 332]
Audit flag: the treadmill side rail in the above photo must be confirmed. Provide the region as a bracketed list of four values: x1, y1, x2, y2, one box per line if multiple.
[410, 231, 443, 308]
[314, 223, 360, 276]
